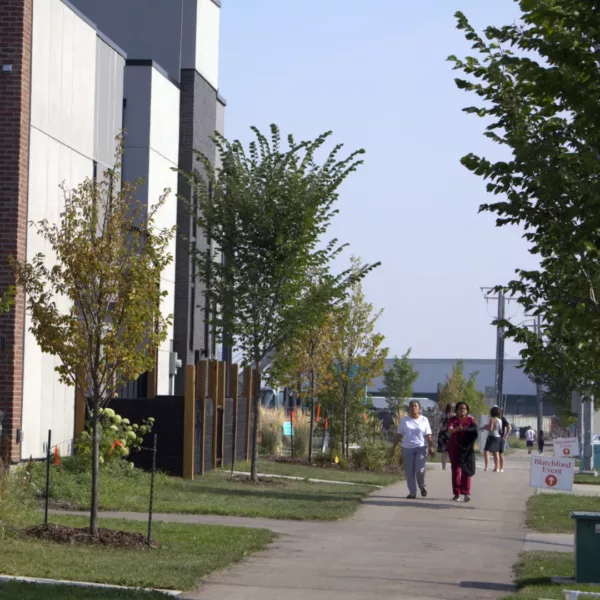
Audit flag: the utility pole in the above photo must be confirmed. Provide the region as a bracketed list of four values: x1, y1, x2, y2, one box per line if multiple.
[482, 288, 506, 410]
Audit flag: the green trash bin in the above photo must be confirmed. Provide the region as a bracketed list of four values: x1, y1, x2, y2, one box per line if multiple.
[570, 512, 600, 583]
[594, 444, 600, 470]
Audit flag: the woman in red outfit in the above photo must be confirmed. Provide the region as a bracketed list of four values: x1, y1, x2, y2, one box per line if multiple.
[448, 401, 479, 503]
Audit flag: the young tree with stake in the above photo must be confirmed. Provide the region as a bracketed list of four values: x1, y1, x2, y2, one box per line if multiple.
[271, 305, 335, 461]
[14, 147, 174, 534]
[329, 258, 388, 458]
[183, 125, 372, 481]
[381, 349, 418, 412]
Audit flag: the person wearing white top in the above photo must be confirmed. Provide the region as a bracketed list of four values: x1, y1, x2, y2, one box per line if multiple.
[394, 400, 433, 499]
[526, 427, 535, 454]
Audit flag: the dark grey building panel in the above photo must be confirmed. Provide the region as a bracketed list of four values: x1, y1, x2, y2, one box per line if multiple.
[68, 0, 185, 84]
[174, 69, 219, 394]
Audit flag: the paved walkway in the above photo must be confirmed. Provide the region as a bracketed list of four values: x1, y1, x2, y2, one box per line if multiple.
[229, 471, 383, 487]
[181, 451, 533, 600]
[52, 510, 305, 536]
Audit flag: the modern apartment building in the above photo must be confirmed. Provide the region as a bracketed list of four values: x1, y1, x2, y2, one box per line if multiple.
[0, 0, 127, 461]
[68, 0, 226, 395]
[0, 0, 224, 461]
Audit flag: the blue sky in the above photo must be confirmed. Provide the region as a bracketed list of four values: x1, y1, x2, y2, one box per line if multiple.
[219, 0, 537, 360]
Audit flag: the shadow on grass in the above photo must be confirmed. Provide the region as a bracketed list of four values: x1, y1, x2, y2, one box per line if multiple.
[514, 577, 553, 589]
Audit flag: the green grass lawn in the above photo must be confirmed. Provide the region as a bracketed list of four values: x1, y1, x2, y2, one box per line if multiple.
[527, 493, 600, 533]
[232, 458, 402, 486]
[0, 515, 274, 592]
[33, 462, 376, 521]
[501, 552, 600, 599]
[0, 582, 168, 599]
[575, 473, 600, 485]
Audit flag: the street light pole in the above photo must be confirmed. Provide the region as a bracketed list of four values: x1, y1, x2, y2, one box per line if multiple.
[535, 316, 544, 436]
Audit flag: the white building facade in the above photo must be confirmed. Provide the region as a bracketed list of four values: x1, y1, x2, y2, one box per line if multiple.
[21, 0, 126, 459]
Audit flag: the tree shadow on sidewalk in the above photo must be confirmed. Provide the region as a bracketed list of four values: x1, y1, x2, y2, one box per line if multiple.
[460, 581, 515, 593]
[361, 498, 475, 510]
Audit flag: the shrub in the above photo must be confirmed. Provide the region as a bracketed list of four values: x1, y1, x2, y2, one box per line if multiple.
[0, 465, 37, 532]
[291, 410, 310, 458]
[351, 442, 389, 472]
[259, 407, 284, 456]
[76, 408, 154, 466]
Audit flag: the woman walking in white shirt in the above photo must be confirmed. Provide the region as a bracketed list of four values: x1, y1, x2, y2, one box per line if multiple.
[395, 400, 434, 499]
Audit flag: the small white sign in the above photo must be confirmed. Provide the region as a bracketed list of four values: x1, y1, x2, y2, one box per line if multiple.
[530, 456, 575, 492]
[553, 437, 580, 458]
[595, 524, 600, 534]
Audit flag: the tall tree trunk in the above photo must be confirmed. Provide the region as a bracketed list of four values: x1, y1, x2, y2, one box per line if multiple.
[250, 360, 261, 483]
[90, 395, 100, 535]
[308, 370, 315, 463]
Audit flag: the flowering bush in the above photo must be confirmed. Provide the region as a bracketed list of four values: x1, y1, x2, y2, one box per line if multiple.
[76, 408, 154, 466]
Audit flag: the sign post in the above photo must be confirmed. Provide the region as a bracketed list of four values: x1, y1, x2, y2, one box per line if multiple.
[553, 437, 580, 458]
[530, 456, 575, 492]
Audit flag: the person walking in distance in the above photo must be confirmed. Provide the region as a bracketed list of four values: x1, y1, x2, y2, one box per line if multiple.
[537, 430, 545, 455]
[498, 407, 512, 473]
[395, 400, 434, 499]
[448, 402, 479, 502]
[526, 427, 535, 454]
[436, 403, 453, 471]
[482, 406, 502, 472]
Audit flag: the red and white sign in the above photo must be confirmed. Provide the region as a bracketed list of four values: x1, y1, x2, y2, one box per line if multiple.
[530, 456, 575, 492]
[553, 437, 580, 458]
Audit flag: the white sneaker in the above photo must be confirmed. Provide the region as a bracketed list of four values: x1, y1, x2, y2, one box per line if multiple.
[500, 469, 504, 473]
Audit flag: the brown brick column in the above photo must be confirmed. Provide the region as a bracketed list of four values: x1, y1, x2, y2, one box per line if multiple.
[0, 0, 33, 462]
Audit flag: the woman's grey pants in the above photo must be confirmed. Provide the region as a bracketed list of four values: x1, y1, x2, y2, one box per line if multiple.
[403, 446, 427, 496]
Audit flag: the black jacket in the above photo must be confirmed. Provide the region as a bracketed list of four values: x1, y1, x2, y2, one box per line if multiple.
[459, 424, 479, 477]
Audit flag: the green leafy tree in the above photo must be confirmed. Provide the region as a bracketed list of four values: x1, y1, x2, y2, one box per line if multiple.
[438, 360, 486, 418]
[183, 125, 374, 481]
[270, 309, 334, 462]
[328, 258, 388, 457]
[14, 147, 174, 534]
[449, 2, 600, 394]
[0, 287, 15, 314]
[380, 349, 418, 411]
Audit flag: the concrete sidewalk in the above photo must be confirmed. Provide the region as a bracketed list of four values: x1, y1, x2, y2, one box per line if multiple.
[182, 451, 533, 600]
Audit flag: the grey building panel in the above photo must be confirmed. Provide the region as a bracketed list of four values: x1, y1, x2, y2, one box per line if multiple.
[122, 66, 152, 151]
[94, 38, 125, 169]
[369, 358, 536, 396]
[68, 0, 185, 83]
[120, 148, 150, 210]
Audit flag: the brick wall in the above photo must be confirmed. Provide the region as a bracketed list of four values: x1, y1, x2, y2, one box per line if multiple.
[0, 0, 32, 462]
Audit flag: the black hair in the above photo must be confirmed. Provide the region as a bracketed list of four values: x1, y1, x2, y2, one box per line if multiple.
[408, 400, 421, 409]
[455, 401, 470, 413]
[491, 406, 501, 418]
[444, 403, 452, 415]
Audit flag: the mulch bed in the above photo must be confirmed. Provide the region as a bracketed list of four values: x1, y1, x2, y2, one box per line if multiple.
[24, 524, 158, 549]
[47, 498, 81, 511]
[270, 456, 403, 475]
[227, 475, 286, 487]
